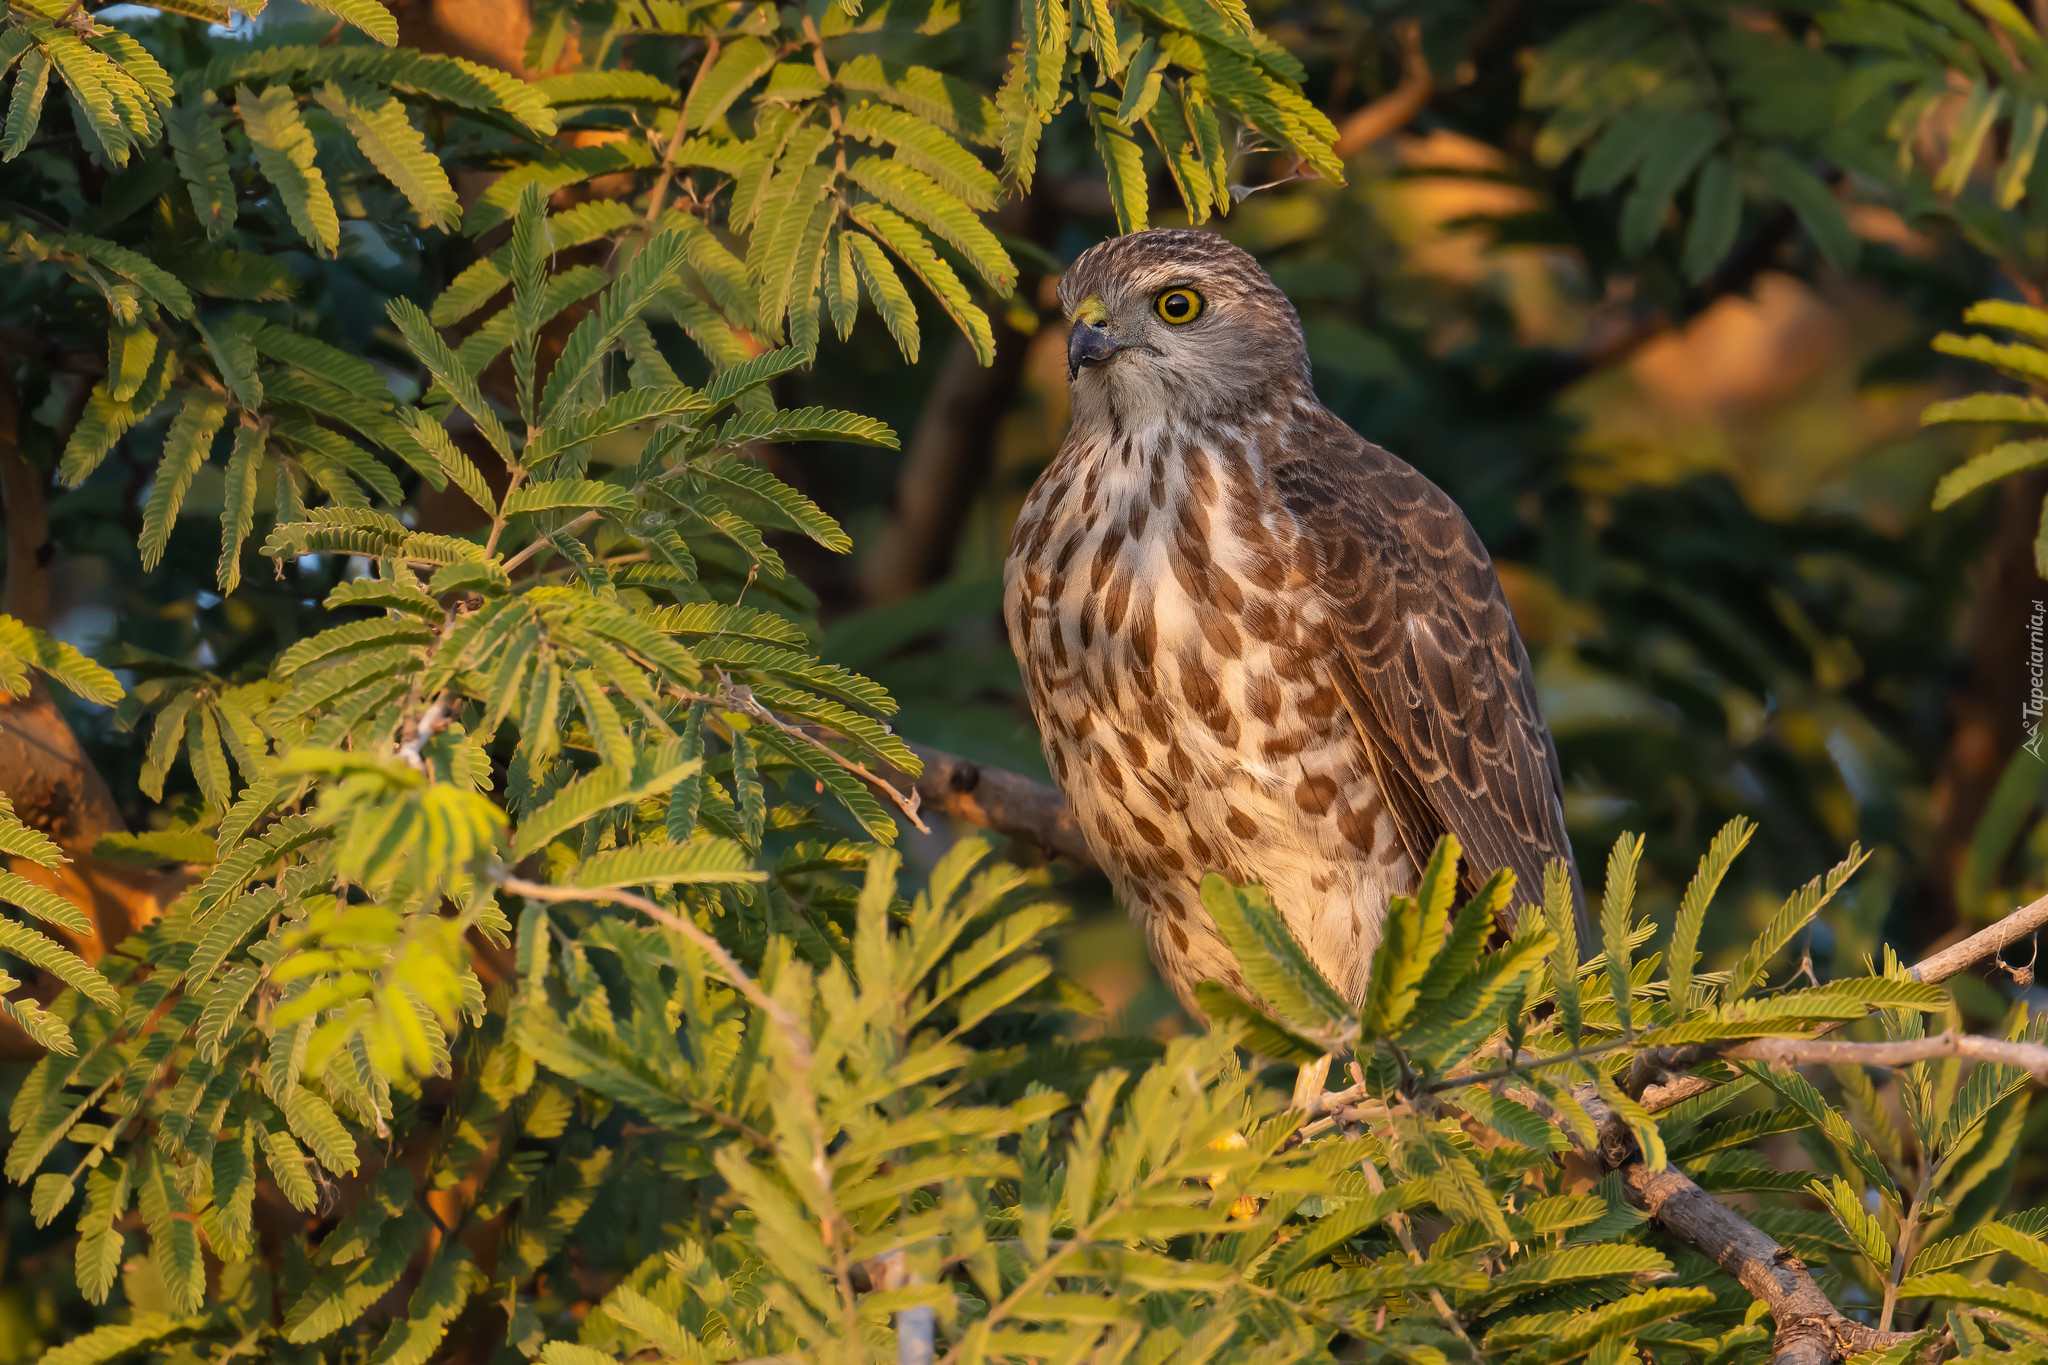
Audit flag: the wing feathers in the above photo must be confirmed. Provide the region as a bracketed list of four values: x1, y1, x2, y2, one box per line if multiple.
[1274, 414, 1586, 936]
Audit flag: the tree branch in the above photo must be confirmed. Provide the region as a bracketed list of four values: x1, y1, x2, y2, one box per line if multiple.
[1634, 887, 2048, 1115]
[1, 362, 51, 627]
[1907, 885, 2048, 987]
[397, 691, 456, 771]
[1586, 891, 2048, 1364]
[499, 875, 811, 1069]
[1493, 207, 1800, 412]
[0, 354, 172, 995]
[894, 742, 1090, 866]
[856, 187, 1054, 608]
[1331, 19, 1433, 160]
[733, 688, 930, 833]
[1610, 1151, 1921, 1365]
[1924, 471, 2048, 945]
[865, 746, 2048, 1083]
[498, 872, 854, 1339]
[1359, 1151, 1475, 1350]
[1633, 1030, 2048, 1090]
[857, 333, 1031, 606]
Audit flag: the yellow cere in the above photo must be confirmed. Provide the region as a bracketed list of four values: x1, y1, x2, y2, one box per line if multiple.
[1073, 295, 1109, 326]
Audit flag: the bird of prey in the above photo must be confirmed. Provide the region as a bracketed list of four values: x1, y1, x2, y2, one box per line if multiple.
[1003, 228, 1585, 1017]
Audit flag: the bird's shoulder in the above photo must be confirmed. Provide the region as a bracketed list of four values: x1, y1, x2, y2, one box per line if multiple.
[1267, 405, 1499, 602]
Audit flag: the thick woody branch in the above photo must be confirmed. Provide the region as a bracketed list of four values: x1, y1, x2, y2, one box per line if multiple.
[1, 364, 51, 627]
[857, 331, 1031, 606]
[879, 750, 2046, 1079]
[1591, 891, 2048, 1365]
[1304, 1054, 1931, 1361]
[0, 358, 171, 1004]
[1302, 889, 2048, 1361]
[895, 742, 1091, 867]
[397, 691, 456, 771]
[1907, 886, 2048, 988]
[1578, 1079, 1930, 1365]
[1612, 1152, 1920, 1365]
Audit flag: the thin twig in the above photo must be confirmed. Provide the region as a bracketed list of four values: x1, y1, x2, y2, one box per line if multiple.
[1725, 1031, 2048, 1080]
[497, 875, 811, 1068]
[496, 441, 715, 577]
[397, 691, 454, 772]
[645, 37, 717, 225]
[1359, 1154, 1475, 1351]
[497, 871, 848, 1317]
[499, 509, 602, 575]
[726, 684, 929, 833]
[1636, 888, 2048, 1115]
[1296, 1035, 1638, 1143]
[1880, 1160, 1934, 1334]
[1573, 887, 2048, 1365]
[1292, 890, 2048, 1364]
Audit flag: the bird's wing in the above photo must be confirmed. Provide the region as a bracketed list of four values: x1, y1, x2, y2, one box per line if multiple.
[1272, 416, 1585, 933]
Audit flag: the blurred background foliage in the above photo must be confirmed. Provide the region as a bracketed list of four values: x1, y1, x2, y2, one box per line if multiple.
[12, 0, 2048, 1350]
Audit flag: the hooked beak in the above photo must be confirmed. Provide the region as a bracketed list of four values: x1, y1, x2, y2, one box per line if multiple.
[1067, 320, 1121, 380]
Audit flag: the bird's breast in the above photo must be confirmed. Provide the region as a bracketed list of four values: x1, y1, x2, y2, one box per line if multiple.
[1003, 425, 1414, 1010]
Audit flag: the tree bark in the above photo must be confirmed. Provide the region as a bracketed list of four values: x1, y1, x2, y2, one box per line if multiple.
[1592, 889, 2048, 1363]
[1630, 884, 2048, 1118]
[857, 330, 1030, 604]
[897, 742, 1090, 867]
[0, 368, 50, 627]
[1330, 18, 1433, 159]
[0, 360, 136, 908]
[866, 747, 2036, 1362]
[0, 387, 126, 873]
[1633, 1030, 2048, 1092]
[1614, 1158, 1919, 1365]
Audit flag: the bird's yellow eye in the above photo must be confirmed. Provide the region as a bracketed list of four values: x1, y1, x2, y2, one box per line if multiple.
[1155, 288, 1203, 324]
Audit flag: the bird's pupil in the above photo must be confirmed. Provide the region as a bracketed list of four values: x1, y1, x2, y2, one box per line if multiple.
[1165, 294, 1187, 316]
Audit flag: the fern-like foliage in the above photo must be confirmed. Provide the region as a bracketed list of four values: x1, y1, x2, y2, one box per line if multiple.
[1523, 2, 1863, 279]
[1823, 0, 2048, 257]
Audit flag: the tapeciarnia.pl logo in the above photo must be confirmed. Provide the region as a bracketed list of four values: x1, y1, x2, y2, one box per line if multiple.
[2028, 600, 2046, 761]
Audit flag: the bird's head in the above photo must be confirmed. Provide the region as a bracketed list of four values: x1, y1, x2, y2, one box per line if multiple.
[1057, 228, 1310, 430]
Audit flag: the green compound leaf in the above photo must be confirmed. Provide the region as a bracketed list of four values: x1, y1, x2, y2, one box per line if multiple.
[236, 83, 340, 256]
